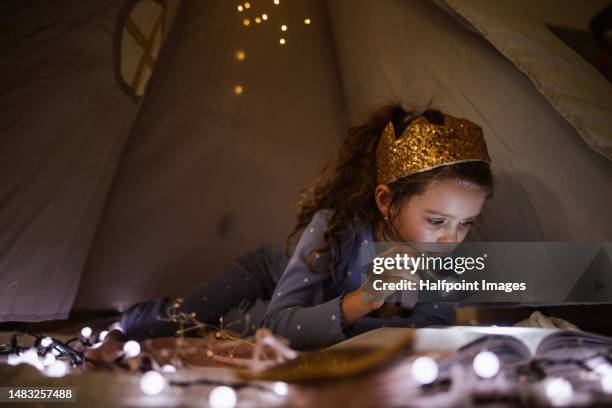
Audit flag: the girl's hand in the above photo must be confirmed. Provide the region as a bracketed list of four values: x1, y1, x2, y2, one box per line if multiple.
[361, 245, 422, 305]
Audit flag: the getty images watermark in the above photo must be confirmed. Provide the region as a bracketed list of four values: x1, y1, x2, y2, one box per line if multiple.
[360, 242, 612, 304]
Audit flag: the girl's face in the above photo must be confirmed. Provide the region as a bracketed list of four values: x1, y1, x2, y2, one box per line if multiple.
[376, 179, 487, 243]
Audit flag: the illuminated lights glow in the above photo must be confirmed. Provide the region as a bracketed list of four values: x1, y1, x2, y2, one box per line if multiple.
[273, 381, 289, 396]
[140, 371, 166, 395]
[234, 85, 243, 95]
[304, 18, 311, 24]
[243, 19, 250, 26]
[209, 386, 237, 408]
[42, 353, 56, 366]
[80, 327, 93, 338]
[7, 354, 22, 366]
[545, 378, 573, 406]
[602, 372, 612, 393]
[41, 337, 53, 348]
[473, 351, 500, 379]
[99, 330, 109, 341]
[411, 356, 439, 385]
[123, 340, 141, 358]
[162, 364, 176, 373]
[46, 360, 68, 378]
[281, 24, 287, 31]
[279, 38, 286, 45]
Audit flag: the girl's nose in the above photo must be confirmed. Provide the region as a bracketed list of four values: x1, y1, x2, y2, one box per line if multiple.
[437, 229, 459, 243]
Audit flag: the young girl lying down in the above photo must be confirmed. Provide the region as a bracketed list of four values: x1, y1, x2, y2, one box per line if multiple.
[113, 104, 494, 350]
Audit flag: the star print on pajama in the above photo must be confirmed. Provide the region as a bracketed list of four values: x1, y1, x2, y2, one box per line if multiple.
[119, 209, 453, 348]
[260, 209, 454, 350]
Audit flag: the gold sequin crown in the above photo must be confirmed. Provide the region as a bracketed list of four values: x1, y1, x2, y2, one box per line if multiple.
[375, 113, 491, 184]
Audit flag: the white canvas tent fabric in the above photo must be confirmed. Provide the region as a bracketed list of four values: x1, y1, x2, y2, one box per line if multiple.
[0, 0, 143, 321]
[1, 0, 611, 320]
[0, 0, 178, 321]
[327, 0, 612, 242]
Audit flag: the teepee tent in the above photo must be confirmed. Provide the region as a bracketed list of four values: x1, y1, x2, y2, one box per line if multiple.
[1, 0, 611, 322]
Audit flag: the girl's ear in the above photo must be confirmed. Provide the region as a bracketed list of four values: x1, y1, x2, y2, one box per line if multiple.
[374, 184, 393, 218]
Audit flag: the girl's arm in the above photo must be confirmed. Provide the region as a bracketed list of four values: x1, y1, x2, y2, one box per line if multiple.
[344, 302, 454, 337]
[341, 288, 383, 326]
[261, 210, 378, 350]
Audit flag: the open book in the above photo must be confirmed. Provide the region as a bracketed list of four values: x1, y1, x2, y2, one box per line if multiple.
[245, 326, 612, 382]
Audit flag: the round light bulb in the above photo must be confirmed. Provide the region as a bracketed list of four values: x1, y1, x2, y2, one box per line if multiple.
[274, 0, 280, 4]
[281, 24, 287, 31]
[255, 17, 261, 24]
[411, 356, 439, 385]
[304, 18, 311, 24]
[244, 2, 251, 9]
[237, 5, 243, 12]
[273, 381, 289, 396]
[123, 340, 141, 358]
[234, 50, 246, 61]
[22, 348, 41, 368]
[279, 38, 286, 45]
[243, 19, 250, 26]
[41, 337, 53, 348]
[234, 85, 243, 95]
[545, 378, 573, 406]
[98, 330, 109, 342]
[473, 351, 500, 379]
[209, 386, 237, 408]
[80, 326, 93, 338]
[46, 360, 68, 378]
[140, 371, 166, 395]
[42, 353, 56, 366]
[7, 354, 22, 366]
[602, 372, 612, 393]
[262, 14, 268, 20]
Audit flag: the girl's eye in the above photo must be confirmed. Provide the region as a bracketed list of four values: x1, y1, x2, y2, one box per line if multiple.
[427, 219, 445, 226]
[460, 220, 476, 227]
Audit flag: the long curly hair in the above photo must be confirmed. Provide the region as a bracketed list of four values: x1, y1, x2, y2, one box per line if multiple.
[285, 103, 494, 279]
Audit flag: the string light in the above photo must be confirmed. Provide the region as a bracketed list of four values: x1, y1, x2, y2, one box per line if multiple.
[42, 353, 56, 366]
[304, 18, 311, 24]
[237, 5, 243, 12]
[244, 2, 251, 9]
[123, 340, 141, 358]
[273, 381, 289, 396]
[234, 85, 243, 95]
[411, 356, 439, 385]
[273, 0, 280, 4]
[80, 326, 92, 338]
[473, 351, 500, 379]
[545, 378, 573, 406]
[281, 24, 287, 31]
[279, 38, 286, 45]
[140, 371, 166, 395]
[255, 17, 261, 24]
[243, 19, 250, 27]
[22, 348, 43, 370]
[262, 14, 268, 20]
[45, 360, 68, 378]
[98, 330, 109, 342]
[209, 386, 237, 408]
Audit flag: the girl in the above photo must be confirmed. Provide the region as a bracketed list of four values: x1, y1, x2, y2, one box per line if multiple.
[115, 104, 494, 350]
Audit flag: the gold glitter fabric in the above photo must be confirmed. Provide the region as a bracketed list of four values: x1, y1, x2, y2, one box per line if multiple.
[375, 114, 491, 184]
